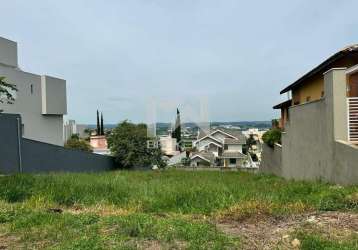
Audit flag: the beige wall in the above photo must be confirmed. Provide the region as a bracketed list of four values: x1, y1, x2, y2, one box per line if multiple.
[292, 76, 324, 104]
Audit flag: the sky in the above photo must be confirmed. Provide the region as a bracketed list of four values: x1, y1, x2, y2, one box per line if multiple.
[1, 0, 358, 124]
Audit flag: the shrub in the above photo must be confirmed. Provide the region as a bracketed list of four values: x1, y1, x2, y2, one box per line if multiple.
[262, 128, 282, 147]
[64, 135, 92, 152]
[107, 121, 166, 169]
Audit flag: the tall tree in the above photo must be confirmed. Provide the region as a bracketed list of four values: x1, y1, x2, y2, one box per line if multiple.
[0, 77, 17, 112]
[172, 108, 181, 143]
[100, 112, 104, 135]
[108, 120, 165, 169]
[96, 110, 100, 136]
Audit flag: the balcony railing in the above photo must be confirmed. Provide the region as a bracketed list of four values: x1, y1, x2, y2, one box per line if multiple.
[348, 97, 358, 143]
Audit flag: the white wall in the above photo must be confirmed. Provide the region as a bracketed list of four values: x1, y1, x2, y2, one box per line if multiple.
[227, 144, 242, 152]
[159, 136, 178, 155]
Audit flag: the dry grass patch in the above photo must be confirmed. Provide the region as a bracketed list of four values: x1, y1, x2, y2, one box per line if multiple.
[215, 200, 311, 222]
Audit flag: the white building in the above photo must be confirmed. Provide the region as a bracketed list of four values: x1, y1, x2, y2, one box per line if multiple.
[63, 120, 88, 142]
[159, 135, 180, 156]
[0, 37, 67, 146]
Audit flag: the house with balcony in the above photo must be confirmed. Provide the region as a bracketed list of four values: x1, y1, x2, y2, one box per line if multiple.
[0, 37, 66, 146]
[191, 128, 247, 168]
[261, 45, 358, 184]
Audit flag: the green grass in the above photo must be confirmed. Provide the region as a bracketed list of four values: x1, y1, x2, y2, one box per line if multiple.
[0, 170, 357, 249]
[294, 230, 358, 250]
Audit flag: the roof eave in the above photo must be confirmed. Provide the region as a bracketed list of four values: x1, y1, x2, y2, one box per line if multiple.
[279, 50, 350, 94]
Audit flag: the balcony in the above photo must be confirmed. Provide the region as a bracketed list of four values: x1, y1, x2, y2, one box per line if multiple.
[347, 97, 358, 143]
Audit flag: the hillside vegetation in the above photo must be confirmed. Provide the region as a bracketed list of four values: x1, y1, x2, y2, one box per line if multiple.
[0, 170, 357, 249]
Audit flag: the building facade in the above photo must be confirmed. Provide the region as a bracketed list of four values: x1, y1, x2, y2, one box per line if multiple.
[0, 37, 67, 146]
[262, 45, 358, 185]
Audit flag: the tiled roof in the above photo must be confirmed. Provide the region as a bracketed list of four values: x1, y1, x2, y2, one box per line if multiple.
[220, 151, 247, 158]
[197, 128, 246, 144]
[224, 138, 243, 145]
[190, 151, 215, 163]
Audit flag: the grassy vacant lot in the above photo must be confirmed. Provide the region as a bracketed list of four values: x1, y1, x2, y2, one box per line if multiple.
[0, 170, 357, 249]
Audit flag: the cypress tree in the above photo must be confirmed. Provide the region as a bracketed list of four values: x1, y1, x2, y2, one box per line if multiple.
[172, 108, 181, 144]
[100, 112, 104, 135]
[96, 110, 100, 135]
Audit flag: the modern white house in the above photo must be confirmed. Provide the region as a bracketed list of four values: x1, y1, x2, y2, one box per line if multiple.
[0, 37, 67, 146]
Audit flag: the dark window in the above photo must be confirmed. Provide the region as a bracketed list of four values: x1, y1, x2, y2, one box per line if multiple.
[229, 158, 236, 164]
[224, 145, 228, 150]
[30, 84, 33, 94]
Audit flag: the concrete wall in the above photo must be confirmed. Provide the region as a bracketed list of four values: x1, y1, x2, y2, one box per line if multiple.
[0, 113, 21, 174]
[0, 113, 115, 174]
[260, 143, 282, 176]
[0, 37, 65, 146]
[21, 139, 114, 173]
[0, 37, 17, 67]
[281, 99, 333, 181]
[332, 141, 358, 185]
[41, 75, 67, 115]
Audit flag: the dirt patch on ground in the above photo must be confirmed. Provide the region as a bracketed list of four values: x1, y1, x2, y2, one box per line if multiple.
[0, 234, 21, 249]
[216, 211, 358, 250]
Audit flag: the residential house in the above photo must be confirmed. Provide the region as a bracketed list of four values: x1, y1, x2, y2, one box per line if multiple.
[0, 37, 66, 146]
[191, 128, 247, 168]
[190, 151, 216, 167]
[261, 45, 358, 184]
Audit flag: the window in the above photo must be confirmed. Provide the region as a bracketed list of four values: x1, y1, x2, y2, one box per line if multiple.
[224, 145, 228, 150]
[30, 84, 34, 95]
[229, 158, 236, 165]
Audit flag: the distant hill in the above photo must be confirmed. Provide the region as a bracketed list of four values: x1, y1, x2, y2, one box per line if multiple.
[87, 121, 271, 130]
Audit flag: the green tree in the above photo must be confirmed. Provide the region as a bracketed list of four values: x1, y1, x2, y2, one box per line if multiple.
[96, 110, 100, 135]
[262, 128, 282, 148]
[108, 120, 166, 169]
[100, 113, 104, 135]
[171, 108, 181, 150]
[0, 77, 17, 111]
[64, 134, 93, 152]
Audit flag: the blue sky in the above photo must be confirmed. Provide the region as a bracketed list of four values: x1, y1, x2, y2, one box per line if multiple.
[1, 0, 358, 123]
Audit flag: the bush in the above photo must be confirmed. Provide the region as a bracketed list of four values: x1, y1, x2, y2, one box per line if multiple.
[262, 128, 282, 147]
[64, 135, 92, 152]
[107, 121, 166, 169]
